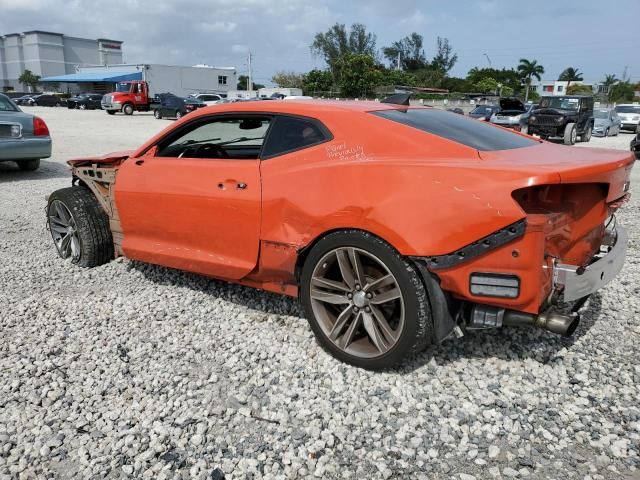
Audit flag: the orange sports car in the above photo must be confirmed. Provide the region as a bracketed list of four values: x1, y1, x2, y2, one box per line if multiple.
[47, 99, 633, 369]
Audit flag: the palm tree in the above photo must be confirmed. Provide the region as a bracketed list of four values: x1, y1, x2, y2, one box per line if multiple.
[517, 59, 545, 102]
[558, 67, 583, 92]
[602, 74, 618, 96]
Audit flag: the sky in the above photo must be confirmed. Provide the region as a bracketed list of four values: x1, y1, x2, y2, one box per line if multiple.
[1, 0, 638, 86]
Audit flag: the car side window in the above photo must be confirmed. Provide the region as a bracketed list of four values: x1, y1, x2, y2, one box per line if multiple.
[156, 116, 272, 159]
[261, 116, 330, 158]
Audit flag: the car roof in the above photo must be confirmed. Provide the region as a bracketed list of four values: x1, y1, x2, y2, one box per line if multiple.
[132, 100, 418, 157]
[193, 99, 403, 115]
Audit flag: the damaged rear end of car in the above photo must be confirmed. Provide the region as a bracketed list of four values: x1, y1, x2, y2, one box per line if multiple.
[419, 146, 633, 341]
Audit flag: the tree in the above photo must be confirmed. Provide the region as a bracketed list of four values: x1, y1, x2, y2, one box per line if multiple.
[602, 74, 618, 87]
[474, 77, 499, 94]
[335, 54, 383, 98]
[311, 23, 377, 76]
[236, 75, 264, 91]
[271, 71, 305, 89]
[302, 69, 334, 95]
[609, 81, 636, 103]
[558, 67, 583, 92]
[601, 74, 618, 99]
[18, 69, 40, 92]
[382, 33, 427, 71]
[517, 59, 544, 102]
[431, 37, 457, 74]
[412, 67, 446, 88]
[468, 67, 522, 94]
[567, 84, 593, 95]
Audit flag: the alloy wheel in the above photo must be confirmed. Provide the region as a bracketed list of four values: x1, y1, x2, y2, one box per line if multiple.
[48, 200, 81, 261]
[309, 247, 405, 358]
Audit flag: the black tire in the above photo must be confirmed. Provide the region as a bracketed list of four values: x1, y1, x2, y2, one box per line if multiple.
[47, 187, 114, 268]
[106, 110, 116, 115]
[123, 104, 134, 116]
[580, 124, 592, 142]
[300, 230, 432, 370]
[604, 128, 609, 137]
[154, 109, 162, 119]
[175, 110, 183, 119]
[17, 159, 40, 171]
[563, 123, 577, 145]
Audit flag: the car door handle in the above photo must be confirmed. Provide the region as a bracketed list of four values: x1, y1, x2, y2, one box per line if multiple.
[217, 181, 248, 190]
[135, 159, 144, 166]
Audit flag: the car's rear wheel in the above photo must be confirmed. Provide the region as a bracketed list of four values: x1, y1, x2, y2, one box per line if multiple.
[123, 104, 134, 116]
[79, 103, 87, 110]
[176, 110, 183, 119]
[564, 123, 577, 145]
[154, 109, 162, 119]
[47, 187, 114, 268]
[17, 159, 40, 171]
[580, 124, 592, 142]
[300, 230, 432, 370]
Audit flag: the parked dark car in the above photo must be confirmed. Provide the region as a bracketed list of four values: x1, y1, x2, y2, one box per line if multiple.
[468, 104, 499, 121]
[446, 107, 464, 115]
[153, 96, 205, 119]
[631, 133, 640, 160]
[67, 93, 104, 110]
[528, 96, 594, 145]
[21, 94, 65, 107]
[14, 94, 38, 106]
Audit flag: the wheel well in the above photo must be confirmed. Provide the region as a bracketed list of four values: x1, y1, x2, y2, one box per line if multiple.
[293, 228, 399, 283]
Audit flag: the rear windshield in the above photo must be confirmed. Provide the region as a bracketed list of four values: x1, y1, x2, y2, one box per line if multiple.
[372, 108, 538, 151]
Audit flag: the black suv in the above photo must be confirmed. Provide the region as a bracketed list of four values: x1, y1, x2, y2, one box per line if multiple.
[528, 95, 594, 145]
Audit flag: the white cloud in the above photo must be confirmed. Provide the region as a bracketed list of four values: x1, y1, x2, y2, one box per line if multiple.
[199, 21, 238, 33]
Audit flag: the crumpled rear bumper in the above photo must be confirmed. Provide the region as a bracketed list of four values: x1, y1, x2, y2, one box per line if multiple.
[554, 224, 628, 302]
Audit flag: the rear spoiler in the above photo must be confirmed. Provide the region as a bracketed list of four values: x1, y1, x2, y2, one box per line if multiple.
[381, 93, 412, 106]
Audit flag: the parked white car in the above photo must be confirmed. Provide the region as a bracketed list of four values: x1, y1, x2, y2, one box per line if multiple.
[614, 104, 640, 133]
[188, 93, 226, 106]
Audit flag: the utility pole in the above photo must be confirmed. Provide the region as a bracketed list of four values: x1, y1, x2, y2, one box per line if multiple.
[396, 52, 401, 71]
[248, 51, 253, 95]
[483, 53, 492, 67]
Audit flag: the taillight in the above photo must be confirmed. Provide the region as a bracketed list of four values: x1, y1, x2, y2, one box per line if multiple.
[33, 116, 49, 136]
[512, 184, 607, 214]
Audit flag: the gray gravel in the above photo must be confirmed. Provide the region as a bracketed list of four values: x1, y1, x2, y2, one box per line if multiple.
[1, 107, 639, 479]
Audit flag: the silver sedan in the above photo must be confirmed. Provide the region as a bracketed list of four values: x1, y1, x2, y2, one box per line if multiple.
[0, 93, 52, 171]
[593, 108, 621, 137]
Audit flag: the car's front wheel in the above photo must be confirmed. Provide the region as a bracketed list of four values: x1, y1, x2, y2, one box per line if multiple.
[300, 230, 432, 370]
[17, 159, 40, 171]
[154, 109, 162, 119]
[122, 104, 134, 116]
[47, 187, 114, 267]
[564, 123, 577, 145]
[176, 110, 183, 119]
[106, 110, 116, 115]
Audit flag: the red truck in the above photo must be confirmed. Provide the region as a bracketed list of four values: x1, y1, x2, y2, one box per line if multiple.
[101, 81, 157, 115]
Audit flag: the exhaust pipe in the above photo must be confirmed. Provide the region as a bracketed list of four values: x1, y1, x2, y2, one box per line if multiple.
[470, 305, 580, 337]
[503, 310, 580, 337]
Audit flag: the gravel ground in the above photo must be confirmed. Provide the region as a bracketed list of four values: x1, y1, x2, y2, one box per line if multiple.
[1, 107, 639, 480]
